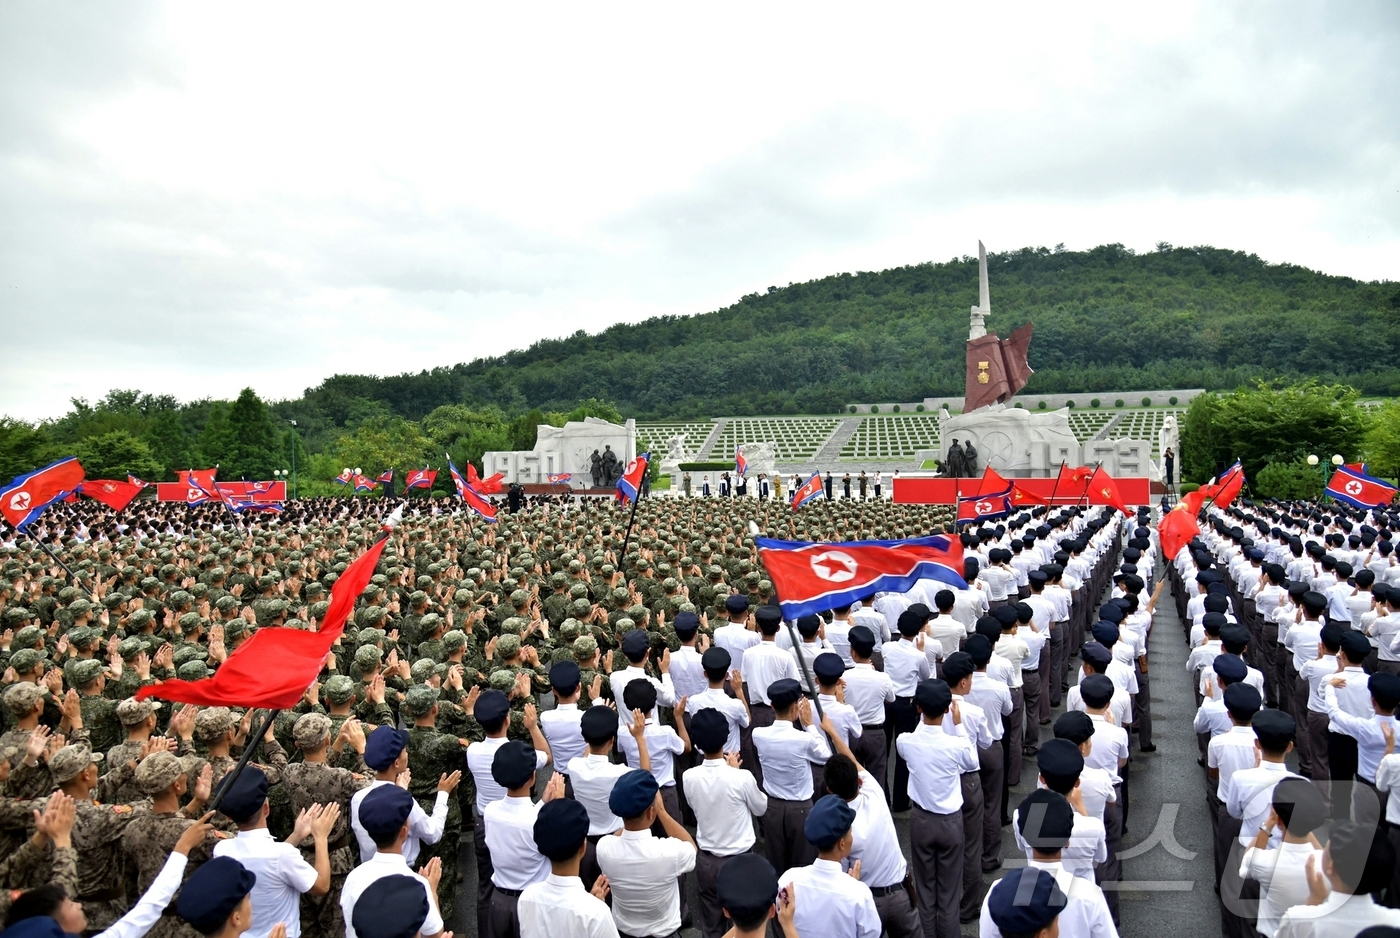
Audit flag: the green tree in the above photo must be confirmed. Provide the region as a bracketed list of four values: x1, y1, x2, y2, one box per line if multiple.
[143, 410, 193, 481]
[0, 419, 56, 485]
[1254, 460, 1323, 500]
[1179, 381, 1369, 484]
[198, 402, 236, 470]
[509, 409, 548, 452]
[227, 388, 282, 479]
[74, 431, 163, 481]
[422, 405, 511, 469]
[1363, 401, 1400, 481]
[332, 416, 433, 479]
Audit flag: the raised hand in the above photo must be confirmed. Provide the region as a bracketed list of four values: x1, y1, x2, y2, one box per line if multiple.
[174, 812, 216, 855]
[590, 873, 610, 901]
[24, 725, 52, 763]
[437, 770, 461, 793]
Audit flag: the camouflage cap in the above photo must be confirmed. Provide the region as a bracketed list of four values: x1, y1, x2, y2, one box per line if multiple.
[135, 750, 184, 795]
[402, 684, 440, 717]
[615, 617, 636, 633]
[362, 606, 388, 626]
[264, 599, 288, 618]
[488, 669, 516, 691]
[558, 620, 581, 644]
[573, 635, 598, 660]
[168, 591, 192, 607]
[453, 589, 472, 605]
[410, 659, 438, 683]
[172, 645, 208, 667]
[177, 660, 212, 681]
[70, 658, 104, 686]
[356, 628, 386, 647]
[571, 599, 592, 617]
[67, 626, 97, 649]
[308, 601, 331, 620]
[127, 609, 155, 627]
[354, 645, 383, 670]
[442, 630, 467, 650]
[510, 589, 530, 606]
[255, 575, 277, 591]
[224, 619, 251, 640]
[293, 712, 332, 749]
[117, 637, 144, 660]
[419, 613, 442, 631]
[49, 743, 102, 783]
[116, 697, 161, 726]
[662, 577, 679, 591]
[600, 564, 616, 576]
[195, 706, 236, 740]
[495, 634, 521, 657]
[549, 572, 568, 587]
[2, 606, 31, 624]
[569, 583, 589, 599]
[9, 648, 45, 674]
[323, 674, 355, 704]
[3, 683, 43, 715]
[13, 626, 43, 648]
[57, 587, 79, 603]
[409, 590, 428, 606]
[499, 617, 525, 636]
[68, 599, 92, 615]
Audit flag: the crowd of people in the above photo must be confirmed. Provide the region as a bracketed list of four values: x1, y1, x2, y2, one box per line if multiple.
[0, 486, 1399, 938]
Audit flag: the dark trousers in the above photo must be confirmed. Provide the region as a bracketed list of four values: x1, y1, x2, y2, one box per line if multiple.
[695, 848, 748, 938]
[740, 702, 775, 789]
[475, 812, 494, 938]
[911, 805, 964, 938]
[1329, 731, 1359, 820]
[959, 771, 985, 921]
[1261, 622, 1280, 707]
[1021, 669, 1041, 759]
[1135, 661, 1153, 748]
[1098, 794, 1123, 924]
[762, 796, 814, 875]
[1049, 622, 1067, 706]
[851, 725, 888, 795]
[979, 743, 1005, 865]
[1005, 686, 1025, 786]
[487, 889, 520, 938]
[889, 697, 919, 809]
[1306, 710, 1332, 807]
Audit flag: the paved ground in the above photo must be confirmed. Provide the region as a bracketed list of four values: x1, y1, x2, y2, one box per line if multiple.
[446, 561, 1225, 937]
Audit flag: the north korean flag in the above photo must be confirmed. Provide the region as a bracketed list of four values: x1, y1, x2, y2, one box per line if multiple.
[79, 479, 144, 512]
[957, 491, 1011, 524]
[333, 469, 353, 486]
[352, 474, 376, 492]
[376, 469, 394, 484]
[790, 471, 824, 509]
[548, 473, 573, 484]
[176, 468, 218, 491]
[1, 457, 86, 530]
[403, 469, 437, 491]
[1201, 461, 1245, 509]
[249, 481, 273, 494]
[449, 457, 498, 522]
[127, 474, 148, 488]
[756, 534, 967, 619]
[735, 448, 748, 477]
[616, 452, 650, 505]
[183, 474, 213, 505]
[1326, 465, 1398, 510]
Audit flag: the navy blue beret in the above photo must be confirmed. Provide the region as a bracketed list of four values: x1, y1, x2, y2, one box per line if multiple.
[725, 594, 750, 614]
[580, 706, 618, 744]
[1016, 788, 1075, 849]
[812, 652, 845, 683]
[364, 726, 409, 772]
[1091, 621, 1119, 646]
[622, 629, 651, 657]
[768, 678, 803, 708]
[1079, 641, 1112, 669]
[942, 651, 975, 685]
[848, 625, 876, 652]
[216, 765, 268, 823]
[716, 853, 778, 918]
[701, 647, 731, 671]
[351, 875, 428, 938]
[491, 740, 537, 790]
[690, 709, 729, 754]
[475, 689, 510, 725]
[673, 611, 700, 633]
[987, 867, 1066, 933]
[1036, 738, 1084, 780]
[1213, 654, 1247, 681]
[1079, 673, 1116, 708]
[608, 768, 659, 819]
[914, 678, 952, 715]
[550, 660, 581, 691]
[178, 856, 257, 933]
[533, 798, 591, 860]
[359, 783, 415, 839]
[804, 794, 856, 849]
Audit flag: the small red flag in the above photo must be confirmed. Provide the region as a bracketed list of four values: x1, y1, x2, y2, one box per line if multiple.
[79, 479, 144, 512]
[1159, 505, 1200, 561]
[1087, 466, 1131, 515]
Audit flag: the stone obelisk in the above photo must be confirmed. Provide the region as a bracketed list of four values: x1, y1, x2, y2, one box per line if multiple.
[968, 240, 990, 340]
[963, 242, 1034, 413]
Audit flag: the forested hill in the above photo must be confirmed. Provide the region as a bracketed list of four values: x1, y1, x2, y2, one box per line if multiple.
[292, 243, 1400, 424]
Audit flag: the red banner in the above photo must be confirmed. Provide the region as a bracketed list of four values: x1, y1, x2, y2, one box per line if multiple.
[156, 481, 286, 503]
[893, 475, 1150, 506]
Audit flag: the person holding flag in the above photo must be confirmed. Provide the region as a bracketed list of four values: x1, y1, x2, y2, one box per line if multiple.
[791, 471, 824, 509]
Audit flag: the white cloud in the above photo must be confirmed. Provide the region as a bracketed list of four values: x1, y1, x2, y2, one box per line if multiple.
[0, 1, 1396, 419]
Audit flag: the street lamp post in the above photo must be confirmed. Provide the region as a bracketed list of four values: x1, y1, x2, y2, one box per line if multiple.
[1307, 454, 1322, 496]
[287, 420, 299, 499]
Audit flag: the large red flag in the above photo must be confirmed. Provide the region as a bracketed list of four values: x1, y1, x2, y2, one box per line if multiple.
[176, 468, 218, 491]
[1055, 464, 1092, 503]
[1087, 466, 1131, 515]
[79, 479, 144, 512]
[1159, 504, 1200, 562]
[1, 458, 85, 530]
[137, 524, 393, 709]
[1009, 483, 1047, 507]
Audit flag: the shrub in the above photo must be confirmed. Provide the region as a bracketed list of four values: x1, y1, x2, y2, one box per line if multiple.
[678, 461, 735, 471]
[1115, 399, 1124, 408]
[1142, 397, 1152, 407]
[1178, 483, 1199, 495]
[1066, 400, 1075, 408]
[1169, 396, 1178, 405]
[892, 405, 900, 413]
[1091, 399, 1101, 408]
[916, 404, 925, 412]
[1038, 401, 1047, 410]
[1014, 402, 1023, 408]
[1254, 460, 1323, 500]
[871, 405, 879, 413]
[849, 405, 857, 413]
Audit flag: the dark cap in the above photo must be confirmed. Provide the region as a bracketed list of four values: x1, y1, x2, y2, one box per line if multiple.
[1028, 570, 1049, 586]
[1079, 673, 1116, 708]
[1224, 682, 1262, 717]
[991, 605, 1019, 628]
[1053, 711, 1094, 745]
[550, 660, 582, 692]
[716, 854, 779, 921]
[914, 678, 952, 715]
[1016, 788, 1075, 849]
[813, 652, 845, 683]
[1371, 672, 1400, 710]
[725, 594, 750, 615]
[965, 634, 993, 666]
[1251, 708, 1296, 749]
[623, 678, 658, 714]
[803, 794, 856, 849]
[1079, 641, 1112, 670]
[1097, 603, 1124, 624]
[1090, 621, 1119, 646]
[754, 606, 783, 632]
[673, 611, 700, 635]
[476, 689, 510, 725]
[622, 629, 651, 658]
[942, 651, 975, 685]
[1212, 654, 1247, 683]
[177, 856, 257, 934]
[701, 647, 732, 672]
[690, 709, 729, 754]
[897, 609, 925, 637]
[1037, 738, 1085, 782]
[533, 798, 591, 861]
[1340, 630, 1372, 663]
[364, 726, 409, 771]
[608, 768, 659, 819]
[580, 706, 619, 744]
[768, 678, 803, 708]
[987, 868, 1067, 934]
[491, 740, 538, 790]
[848, 625, 876, 655]
[358, 784, 415, 839]
[351, 875, 429, 938]
[215, 765, 268, 824]
[797, 614, 822, 637]
[1301, 591, 1328, 615]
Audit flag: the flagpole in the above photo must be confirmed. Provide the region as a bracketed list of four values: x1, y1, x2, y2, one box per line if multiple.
[1079, 461, 1103, 510]
[23, 532, 96, 598]
[617, 490, 643, 581]
[1047, 460, 1065, 507]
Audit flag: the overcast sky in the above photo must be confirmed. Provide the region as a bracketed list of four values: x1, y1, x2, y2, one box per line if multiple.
[2, 2, 1397, 421]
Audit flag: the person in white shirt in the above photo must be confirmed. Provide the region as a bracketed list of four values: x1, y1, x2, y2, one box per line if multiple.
[351, 726, 458, 867]
[568, 707, 640, 891]
[825, 604, 857, 665]
[1274, 819, 1400, 938]
[610, 629, 677, 729]
[883, 609, 932, 811]
[821, 753, 919, 938]
[685, 647, 751, 755]
[712, 595, 760, 665]
[739, 606, 802, 789]
[752, 678, 834, 873]
[777, 794, 882, 938]
[789, 614, 836, 672]
[811, 652, 863, 751]
[518, 798, 619, 938]
[341, 785, 446, 938]
[618, 680, 690, 829]
[1237, 779, 1327, 938]
[595, 769, 697, 938]
[683, 709, 768, 938]
[1053, 710, 1121, 913]
[174, 853, 261, 938]
[666, 612, 709, 700]
[483, 741, 568, 938]
[1018, 740, 1109, 883]
[978, 866, 1067, 938]
[896, 678, 980, 938]
[539, 661, 602, 798]
[925, 592, 967, 662]
[212, 766, 335, 938]
[842, 626, 896, 797]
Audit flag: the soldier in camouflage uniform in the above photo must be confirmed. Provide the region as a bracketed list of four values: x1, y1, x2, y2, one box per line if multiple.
[0, 683, 56, 799]
[403, 685, 467, 920]
[282, 713, 369, 938]
[541, 572, 571, 628]
[70, 659, 121, 763]
[105, 698, 167, 804]
[121, 752, 219, 938]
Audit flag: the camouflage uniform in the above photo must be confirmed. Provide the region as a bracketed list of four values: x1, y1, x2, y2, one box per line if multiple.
[403, 686, 466, 920]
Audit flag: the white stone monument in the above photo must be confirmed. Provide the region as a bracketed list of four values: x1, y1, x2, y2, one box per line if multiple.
[482, 417, 636, 487]
[738, 442, 777, 479]
[659, 433, 690, 473]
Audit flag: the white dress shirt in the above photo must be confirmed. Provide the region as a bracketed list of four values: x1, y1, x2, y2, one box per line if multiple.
[1275, 890, 1400, 937]
[1013, 804, 1107, 881]
[214, 828, 319, 938]
[842, 664, 896, 726]
[484, 795, 551, 890]
[752, 721, 831, 800]
[740, 642, 801, 704]
[595, 828, 697, 938]
[685, 688, 749, 753]
[683, 757, 767, 855]
[881, 639, 931, 696]
[713, 622, 761, 662]
[778, 859, 882, 938]
[610, 667, 676, 726]
[468, 736, 549, 815]
[978, 859, 1117, 938]
[540, 701, 599, 776]
[618, 720, 686, 787]
[519, 873, 620, 938]
[846, 770, 905, 888]
[1322, 684, 1400, 781]
[895, 722, 979, 814]
[1209, 725, 1261, 796]
[668, 646, 707, 699]
[815, 694, 863, 748]
[340, 852, 444, 938]
[1240, 841, 1324, 938]
[351, 779, 448, 865]
[568, 752, 631, 835]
